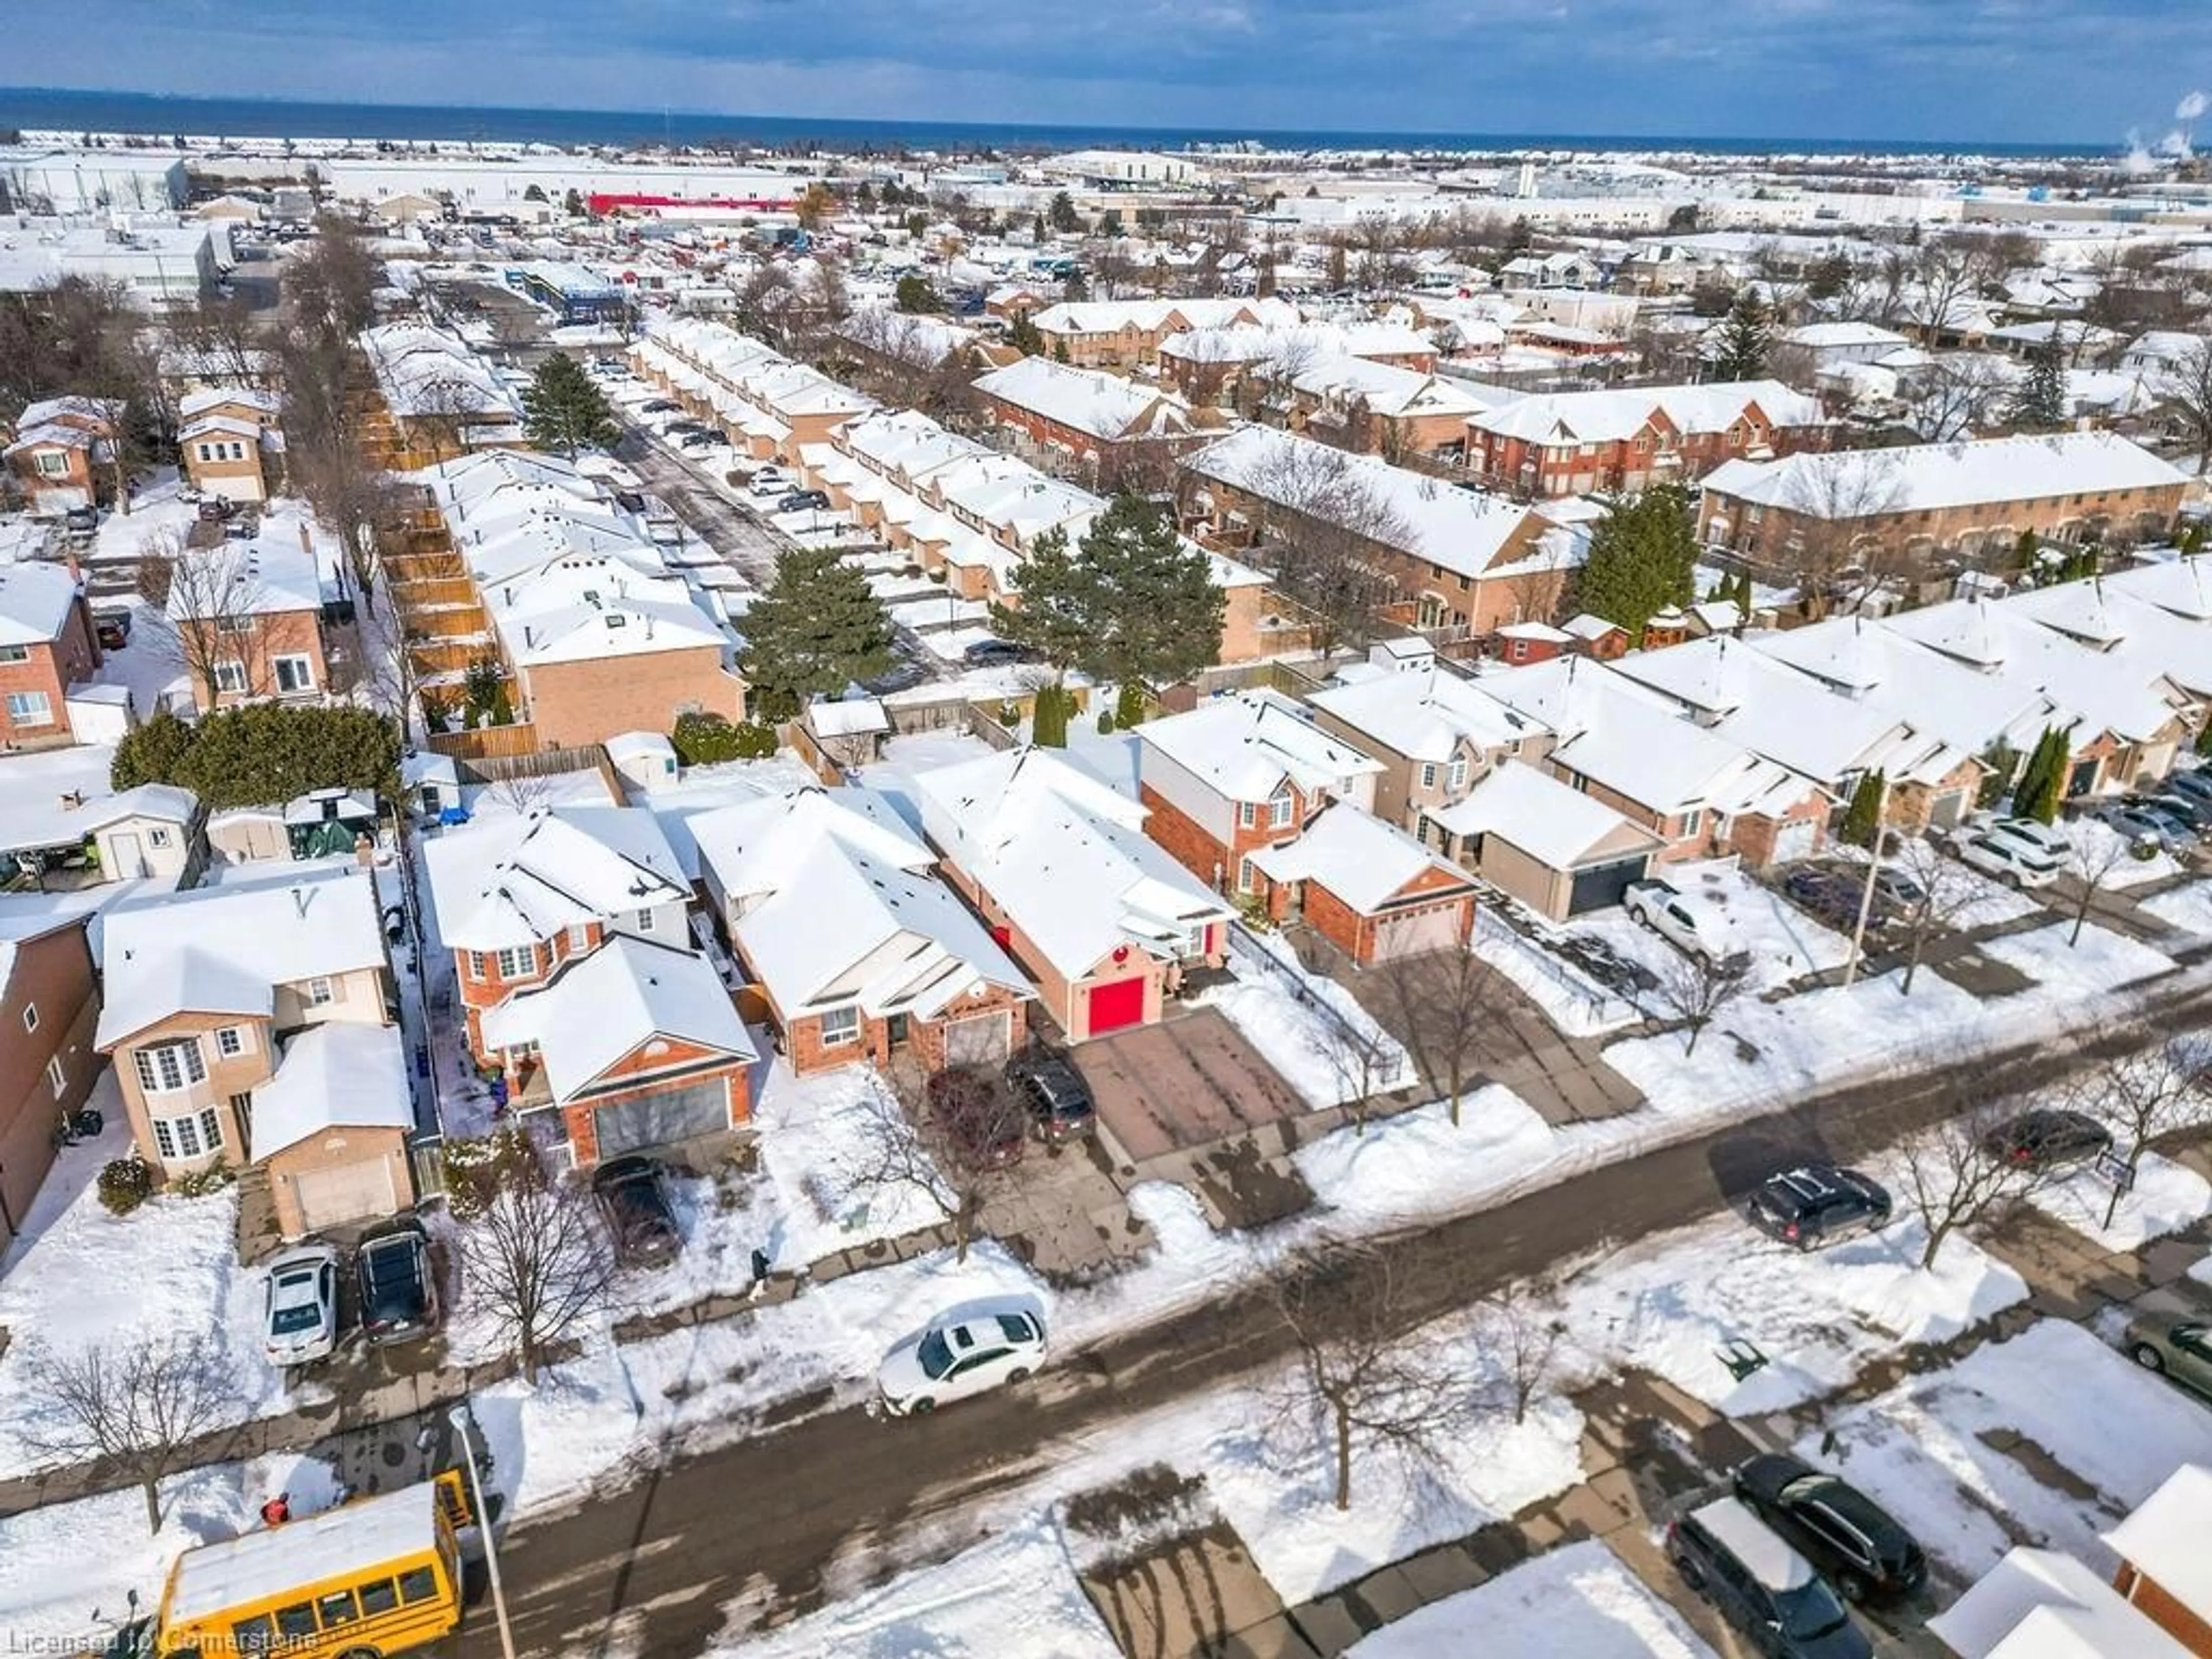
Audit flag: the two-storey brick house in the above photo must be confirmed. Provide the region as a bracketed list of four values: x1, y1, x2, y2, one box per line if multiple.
[0, 560, 101, 749]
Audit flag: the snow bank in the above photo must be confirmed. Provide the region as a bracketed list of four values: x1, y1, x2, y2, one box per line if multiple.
[2139, 879, 2212, 938]
[2026, 1151, 2211, 1252]
[748, 1058, 956, 1270]
[1199, 933, 1412, 1108]
[1292, 1086, 1563, 1230]
[1346, 1537, 1718, 1658]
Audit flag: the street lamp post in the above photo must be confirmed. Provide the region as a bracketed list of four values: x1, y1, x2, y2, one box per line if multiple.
[449, 1404, 518, 1659]
[1843, 823, 1896, 990]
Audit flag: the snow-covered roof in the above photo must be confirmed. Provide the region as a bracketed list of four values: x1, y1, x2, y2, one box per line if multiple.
[166, 1478, 446, 1627]
[1291, 356, 1486, 421]
[96, 867, 387, 1046]
[1138, 688, 1383, 803]
[691, 785, 930, 909]
[1703, 431, 2187, 518]
[422, 806, 688, 952]
[974, 356, 1195, 442]
[914, 747, 1232, 979]
[2105, 1464, 2212, 1627]
[806, 696, 891, 738]
[1929, 1546, 2190, 1659]
[165, 537, 323, 620]
[248, 1020, 412, 1160]
[1248, 802, 1471, 914]
[1429, 758, 1658, 867]
[1307, 664, 1536, 762]
[179, 387, 278, 422]
[0, 560, 80, 646]
[481, 934, 755, 1101]
[1472, 378, 1822, 446]
[82, 783, 201, 831]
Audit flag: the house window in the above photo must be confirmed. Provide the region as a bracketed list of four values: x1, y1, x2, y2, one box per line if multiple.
[134, 1039, 207, 1094]
[494, 945, 536, 979]
[635, 907, 656, 933]
[197, 443, 217, 462]
[1449, 757, 1469, 790]
[215, 1025, 246, 1058]
[228, 442, 245, 461]
[1419, 763, 1438, 790]
[34, 451, 69, 478]
[213, 660, 249, 694]
[1679, 808, 1705, 838]
[819, 1005, 860, 1047]
[21, 1002, 36, 1033]
[468, 950, 487, 979]
[47, 1055, 65, 1094]
[566, 922, 592, 952]
[1270, 792, 1295, 828]
[273, 655, 315, 694]
[307, 976, 334, 1006]
[0, 644, 26, 664]
[149, 827, 173, 849]
[5, 691, 52, 726]
[1237, 801, 1257, 830]
[151, 1107, 225, 1162]
[1237, 855, 1257, 894]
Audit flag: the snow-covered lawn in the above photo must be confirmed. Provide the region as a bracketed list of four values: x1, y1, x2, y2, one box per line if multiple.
[1292, 1085, 1564, 1230]
[0, 1082, 293, 1479]
[2025, 1150, 2211, 1252]
[2140, 878, 2212, 938]
[1800, 1319, 2212, 1582]
[2063, 815, 2186, 890]
[711, 1512, 1120, 1658]
[1558, 1205, 2028, 1416]
[1472, 919, 1642, 1038]
[1975, 920, 2175, 997]
[1200, 931, 1413, 1108]
[1346, 1537, 1718, 1658]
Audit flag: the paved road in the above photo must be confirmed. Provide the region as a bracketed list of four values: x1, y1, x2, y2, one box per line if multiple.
[456, 972, 2212, 1659]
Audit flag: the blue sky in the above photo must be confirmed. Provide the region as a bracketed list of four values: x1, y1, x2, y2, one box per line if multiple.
[10, 0, 2209, 143]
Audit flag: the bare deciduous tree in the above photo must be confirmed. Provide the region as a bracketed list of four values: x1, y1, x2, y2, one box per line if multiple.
[2157, 335, 2212, 475]
[2070, 1032, 2212, 1228]
[1472, 1277, 1568, 1426]
[1877, 835, 1988, 996]
[1652, 949, 1747, 1056]
[145, 532, 267, 709]
[1378, 946, 1497, 1127]
[862, 1060, 1033, 1264]
[1895, 1093, 2043, 1268]
[457, 1153, 619, 1384]
[1228, 437, 1412, 652]
[1303, 1001, 1403, 1135]
[20, 1336, 244, 1532]
[1911, 354, 2017, 443]
[1267, 1245, 1456, 1512]
[2062, 830, 2141, 947]
[1778, 449, 1911, 618]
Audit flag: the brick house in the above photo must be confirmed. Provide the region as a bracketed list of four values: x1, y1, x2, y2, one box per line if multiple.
[421, 805, 694, 1063]
[178, 388, 283, 503]
[1286, 356, 1488, 463]
[1468, 380, 1827, 499]
[1426, 759, 1662, 919]
[632, 321, 875, 465]
[0, 915, 100, 1243]
[3, 396, 118, 512]
[2108, 1464, 2212, 1657]
[914, 748, 1233, 1043]
[1698, 431, 2190, 579]
[1304, 663, 1551, 839]
[1135, 688, 1384, 897]
[1028, 297, 1301, 370]
[1157, 320, 1439, 403]
[0, 560, 101, 749]
[1247, 803, 1479, 963]
[1930, 1546, 2194, 1659]
[165, 536, 328, 708]
[93, 868, 414, 1234]
[481, 934, 756, 1165]
[972, 356, 1221, 489]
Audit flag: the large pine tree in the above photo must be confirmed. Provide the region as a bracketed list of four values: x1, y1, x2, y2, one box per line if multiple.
[1710, 289, 1772, 382]
[2010, 339, 2069, 431]
[737, 547, 899, 721]
[1574, 485, 1698, 641]
[521, 351, 620, 457]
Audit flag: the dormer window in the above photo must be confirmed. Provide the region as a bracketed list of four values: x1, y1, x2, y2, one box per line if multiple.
[605, 613, 627, 628]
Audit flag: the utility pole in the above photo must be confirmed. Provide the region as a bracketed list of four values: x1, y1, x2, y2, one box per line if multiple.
[449, 1404, 517, 1659]
[1842, 779, 1894, 988]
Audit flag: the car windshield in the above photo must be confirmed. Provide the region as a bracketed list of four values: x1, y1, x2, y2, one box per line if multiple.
[1773, 1577, 1850, 1640]
[916, 1330, 955, 1380]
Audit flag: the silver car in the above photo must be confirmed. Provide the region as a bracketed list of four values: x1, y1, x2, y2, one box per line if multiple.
[2128, 1294, 2212, 1403]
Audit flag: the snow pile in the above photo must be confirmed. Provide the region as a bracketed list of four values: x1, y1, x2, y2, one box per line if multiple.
[2026, 1150, 2211, 1252]
[1292, 1086, 1563, 1230]
[2065, 815, 2184, 890]
[710, 1510, 1120, 1658]
[1472, 918, 1641, 1037]
[1800, 1319, 2212, 1580]
[1198, 935, 1413, 1108]
[1559, 1209, 2028, 1416]
[748, 1058, 957, 1270]
[1346, 1537, 1718, 1658]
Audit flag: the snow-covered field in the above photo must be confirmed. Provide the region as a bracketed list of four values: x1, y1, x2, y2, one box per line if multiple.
[2025, 1150, 2210, 1252]
[1345, 1537, 1718, 1658]
[2063, 815, 2186, 890]
[0, 1082, 293, 1480]
[1801, 1320, 2212, 1581]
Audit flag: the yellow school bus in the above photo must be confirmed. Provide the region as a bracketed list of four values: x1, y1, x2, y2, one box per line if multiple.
[146, 1471, 470, 1657]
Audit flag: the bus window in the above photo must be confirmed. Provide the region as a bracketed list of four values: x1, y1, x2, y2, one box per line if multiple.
[228, 1613, 275, 1651]
[357, 1578, 399, 1616]
[274, 1603, 317, 1641]
[396, 1568, 438, 1606]
[316, 1589, 359, 1627]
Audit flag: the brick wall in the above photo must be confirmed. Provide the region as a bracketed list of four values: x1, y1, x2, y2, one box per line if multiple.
[2115, 1565, 2212, 1658]
[0, 927, 99, 1240]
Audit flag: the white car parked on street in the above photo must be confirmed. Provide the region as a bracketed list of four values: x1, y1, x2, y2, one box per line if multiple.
[263, 1243, 341, 1368]
[877, 1306, 1047, 1416]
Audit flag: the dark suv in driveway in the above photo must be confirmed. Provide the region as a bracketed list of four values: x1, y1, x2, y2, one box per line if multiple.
[1745, 1164, 1893, 1251]
[356, 1218, 441, 1346]
[592, 1156, 684, 1269]
[1668, 1495, 1872, 1658]
[1732, 1454, 1927, 1605]
[1006, 1050, 1096, 1143]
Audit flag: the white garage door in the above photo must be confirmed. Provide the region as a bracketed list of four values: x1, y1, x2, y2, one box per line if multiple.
[944, 1012, 1012, 1067]
[292, 1160, 397, 1233]
[1370, 903, 1465, 962]
[592, 1079, 730, 1158]
[1768, 819, 1820, 866]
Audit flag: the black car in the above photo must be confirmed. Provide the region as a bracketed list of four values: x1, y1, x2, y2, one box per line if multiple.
[1981, 1108, 2113, 1171]
[1669, 1496, 1872, 1659]
[93, 609, 132, 651]
[860, 658, 929, 695]
[2166, 768, 2212, 811]
[775, 489, 830, 512]
[592, 1156, 683, 1269]
[961, 639, 1032, 666]
[1745, 1164, 1893, 1251]
[1733, 1454, 1927, 1604]
[355, 1218, 441, 1346]
[1006, 1050, 1096, 1143]
[1781, 868, 1863, 931]
[638, 399, 680, 414]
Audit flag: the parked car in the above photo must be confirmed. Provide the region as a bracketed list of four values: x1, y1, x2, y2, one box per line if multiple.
[1980, 1108, 2113, 1171]
[2135, 791, 2212, 834]
[262, 1243, 341, 1368]
[926, 1066, 1027, 1172]
[1667, 1495, 1872, 1658]
[591, 1156, 683, 1269]
[1970, 814, 2069, 863]
[745, 469, 792, 498]
[2099, 801, 2194, 855]
[877, 1306, 1048, 1416]
[1866, 865, 1929, 917]
[776, 489, 831, 513]
[63, 504, 99, 540]
[93, 609, 132, 651]
[960, 639, 1032, 668]
[1732, 1454, 1929, 1604]
[1623, 879, 1748, 968]
[195, 497, 236, 523]
[859, 658, 929, 695]
[355, 1218, 441, 1346]
[1952, 832, 2061, 889]
[1781, 867, 1863, 932]
[1006, 1050, 1096, 1142]
[2126, 1293, 2212, 1402]
[2164, 769, 2212, 812]
[678, 431, 726, 451]
[638, 399, 680, 415]
[1745, 1164, 1893, 1251]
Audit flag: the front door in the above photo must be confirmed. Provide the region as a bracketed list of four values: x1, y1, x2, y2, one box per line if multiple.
[109, 832, 145, 878]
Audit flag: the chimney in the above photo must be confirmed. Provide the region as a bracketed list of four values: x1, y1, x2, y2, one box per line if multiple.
[290, 884, 308, 918]
[298, 521, 313, 558]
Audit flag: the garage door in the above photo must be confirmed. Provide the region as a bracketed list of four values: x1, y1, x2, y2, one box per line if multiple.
[945, 1012, 1012, 1067]
[1568, 858, 1647, 916]
[1768, 819, 1820, 866]
[593, 1079, 730, 1158]
[1927, 790, 1968, 831]
[293, 1160, 397, 1233]
[1370, 903, 1465, 962]
[1084, 976, 1147, 1038]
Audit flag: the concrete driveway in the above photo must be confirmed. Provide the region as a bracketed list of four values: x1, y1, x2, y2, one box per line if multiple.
[1074, 1009, 1307, 1165]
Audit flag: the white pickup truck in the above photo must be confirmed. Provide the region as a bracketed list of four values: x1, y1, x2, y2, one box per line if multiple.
[1623, 878, 1745, 967]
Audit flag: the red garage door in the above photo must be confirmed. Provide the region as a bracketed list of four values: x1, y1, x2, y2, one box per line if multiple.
[1085, 976, 1147, 1037]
